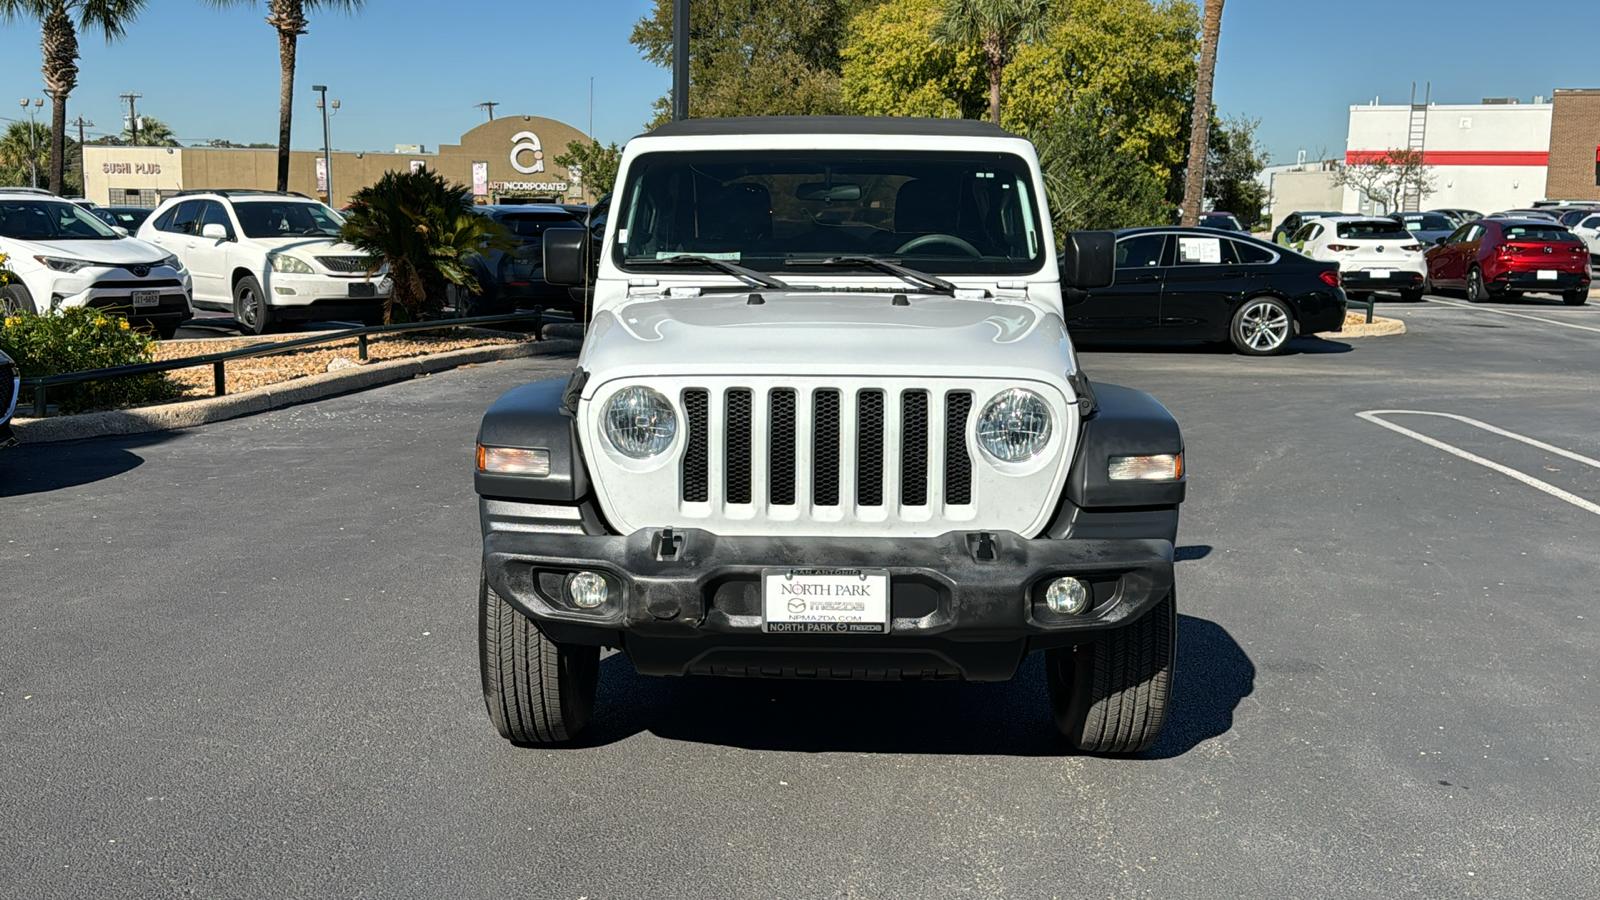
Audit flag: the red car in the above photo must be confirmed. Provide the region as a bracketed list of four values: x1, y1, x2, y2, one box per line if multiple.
[1425, 218, 1591, 305]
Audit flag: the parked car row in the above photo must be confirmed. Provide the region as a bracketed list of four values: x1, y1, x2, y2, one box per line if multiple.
[457, 203, 586, 316]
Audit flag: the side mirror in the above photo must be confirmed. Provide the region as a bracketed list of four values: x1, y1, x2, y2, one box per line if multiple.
[1434, 237, 1446, 246]
[543, 227, 590, 285]
[112, 226, 130, 236]
[1059, 230, 1116, 290]
[201, 223, 228, 241]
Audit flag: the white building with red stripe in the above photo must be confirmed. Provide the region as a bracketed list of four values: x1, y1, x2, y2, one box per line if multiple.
[1344, 100, 1552, 214]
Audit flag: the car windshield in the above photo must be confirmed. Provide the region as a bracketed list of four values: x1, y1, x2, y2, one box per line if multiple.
[1336, 220, 1409, 239]
[0, 199, 120, 240]
[1504, 225, 1579, 242]
[494, 211, 578, 239]
[613, 150, 1045, 276]
[233, 201, 344, 238]
[1400, 215, 1453, 230]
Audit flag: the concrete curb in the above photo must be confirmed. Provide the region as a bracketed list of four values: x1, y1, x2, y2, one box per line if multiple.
[11, 338, 580, 445]
[1320, 315, 1406, 339]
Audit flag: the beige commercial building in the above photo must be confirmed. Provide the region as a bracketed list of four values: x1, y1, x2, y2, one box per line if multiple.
[83, 115, 594, 209]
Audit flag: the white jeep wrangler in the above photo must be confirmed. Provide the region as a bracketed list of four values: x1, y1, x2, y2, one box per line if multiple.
[473, 117, 1186, 753]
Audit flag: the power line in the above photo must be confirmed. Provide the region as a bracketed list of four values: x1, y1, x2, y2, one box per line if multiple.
[475, 101, 499, 122]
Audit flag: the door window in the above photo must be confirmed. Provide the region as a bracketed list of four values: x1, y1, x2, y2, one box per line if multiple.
[1174, 234, 1226, 265]
[161, 200, 202, 236]
[197, 201, 236, 240]
[1580, 216, 1600, 231]
[1115, 234, 1166, 269]
[1463, 224, 1485, 243]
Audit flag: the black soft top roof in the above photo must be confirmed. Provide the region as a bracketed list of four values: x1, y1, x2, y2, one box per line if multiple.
[641, 116, 1014, 140]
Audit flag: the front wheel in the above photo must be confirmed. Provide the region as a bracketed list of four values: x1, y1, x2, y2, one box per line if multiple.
[1047, 590, 1176, 754]
[2, 283, 37, 316]
[1229, 296, 1294, 355]
[1563, 289, 1589, 306]
[233, 274, 275, 335]
[479, 570, 599, 745]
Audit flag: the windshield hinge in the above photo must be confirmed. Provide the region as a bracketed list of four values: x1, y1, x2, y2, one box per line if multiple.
[626, 278, 663, 298]
[994, 281, 1029, 300]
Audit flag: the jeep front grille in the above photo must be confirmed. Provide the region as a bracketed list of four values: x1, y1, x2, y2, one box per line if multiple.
[679, 384, 975, 513]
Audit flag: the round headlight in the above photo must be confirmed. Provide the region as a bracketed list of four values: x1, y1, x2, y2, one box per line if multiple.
[976, 389, 1052, 462]
[602, 386, 677, 459]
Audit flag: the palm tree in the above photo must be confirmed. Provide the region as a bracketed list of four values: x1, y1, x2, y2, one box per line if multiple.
[0, 120, 50, 187]
[934, 0, 1050, 126]
[338, 167, 513, 323]
[1180, 0, 1224, 227]
[121, 114, 178, 146]
[203, 0, 365, 192]
[0, 0, 147, 196]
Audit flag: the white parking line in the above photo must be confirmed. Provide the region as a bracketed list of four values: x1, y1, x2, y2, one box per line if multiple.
[1425, 297, 1600, 334]
[1357, 410, 1600, 517]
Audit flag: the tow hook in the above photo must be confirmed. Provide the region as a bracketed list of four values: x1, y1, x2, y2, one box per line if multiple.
[968, 532, 998, 561]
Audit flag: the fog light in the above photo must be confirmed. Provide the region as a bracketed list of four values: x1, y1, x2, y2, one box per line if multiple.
[568, 572, 608, 608]
[1045, 577, 1091, 615]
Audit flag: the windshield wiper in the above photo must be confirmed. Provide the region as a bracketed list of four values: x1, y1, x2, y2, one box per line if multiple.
[785, 255, 956, 295]
[628, 254, 791, 291]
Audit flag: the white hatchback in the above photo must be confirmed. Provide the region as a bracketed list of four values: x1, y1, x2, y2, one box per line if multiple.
[1291, 215, 1427, 301]
[0, 191, 193, 338]
[137, 190, 389, 334]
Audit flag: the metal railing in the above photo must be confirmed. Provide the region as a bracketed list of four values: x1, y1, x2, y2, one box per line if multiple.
[20, 309, 549, 418]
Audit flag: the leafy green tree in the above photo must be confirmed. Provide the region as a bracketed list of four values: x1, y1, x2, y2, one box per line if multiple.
[630, 0, 855, 122]
[0, 0, 147, 196]
[1205, 115, 1268, 228]
[554, 139, 622, 203]
[840, 0, 987, 119]
[1004, 0, 1198, 187]
[1030, 96, 1169, 235]
[202, 0, 366, 191]
[934, 0, 1049, 125]
[338, 167, 513, 322]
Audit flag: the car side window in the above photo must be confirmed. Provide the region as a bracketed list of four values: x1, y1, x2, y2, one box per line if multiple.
[1582, 216, 1600, 230]
[1114, 234, 1166, 269]
[163, 200, 201, 236]
[1463, 224, 1485, 243]
[198, 201, 235, 239]
[1230, 240, 1275, 264]
[1173, 234, 1225, 266]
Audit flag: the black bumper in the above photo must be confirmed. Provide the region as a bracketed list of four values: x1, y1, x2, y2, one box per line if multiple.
[1342, 270, 1423, 292]
[1493, 269, 1590, 291]
[481, 508, 1175, 682]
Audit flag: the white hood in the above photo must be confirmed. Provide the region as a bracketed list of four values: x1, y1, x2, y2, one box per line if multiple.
[579, 291, 1076, 388]
[252, 235, 360, 254]
[18, 235, 168, 265]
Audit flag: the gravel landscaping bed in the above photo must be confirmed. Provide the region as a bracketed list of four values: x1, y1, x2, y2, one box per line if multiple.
[155, 329, 534, 398]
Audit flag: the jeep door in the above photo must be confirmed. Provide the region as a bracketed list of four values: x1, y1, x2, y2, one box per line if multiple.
[1064, 232, 1166, 339]
[1158, 233, 1253, 340]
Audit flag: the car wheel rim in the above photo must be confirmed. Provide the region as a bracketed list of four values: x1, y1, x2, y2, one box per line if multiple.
[240, 288, 258, 329]
[1239, 301, 1289, 350]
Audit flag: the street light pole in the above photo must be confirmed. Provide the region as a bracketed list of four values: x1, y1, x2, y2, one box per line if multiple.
[313, 84, 337, 203]
[20, 98, 43, 189]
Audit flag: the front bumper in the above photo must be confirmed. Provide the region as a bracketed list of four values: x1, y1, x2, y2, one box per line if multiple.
[263, 271, 391, 308]
[481, 500, 1175, 681]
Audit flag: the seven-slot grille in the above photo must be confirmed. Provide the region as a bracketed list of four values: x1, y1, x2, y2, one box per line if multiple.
[680, 385, 976, 511]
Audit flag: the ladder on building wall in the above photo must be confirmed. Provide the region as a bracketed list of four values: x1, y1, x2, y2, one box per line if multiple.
[1401, 82, 1430, 212]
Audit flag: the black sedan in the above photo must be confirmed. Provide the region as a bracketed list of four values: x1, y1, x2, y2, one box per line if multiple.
[460, 204, 585, 315]
[1065, 228, 1347, 356]
[2, 347, 18, 449]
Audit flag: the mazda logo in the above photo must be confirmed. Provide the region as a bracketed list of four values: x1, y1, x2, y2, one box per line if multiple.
[1544, 246, 1553, 254]
[1375, 246, 1385, 253]
[130, 265, 150, 277]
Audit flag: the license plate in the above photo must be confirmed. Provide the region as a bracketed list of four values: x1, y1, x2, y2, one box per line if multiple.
[762, 568, 889, 634]
[349, 282, 377, 298]
[131, 290, 160, 308]
[1368, 269, 1393, 279]
[1537, 269, 1558, 281]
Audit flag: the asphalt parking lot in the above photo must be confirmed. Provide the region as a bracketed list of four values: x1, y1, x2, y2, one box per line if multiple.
[3, 292, 1598, 898]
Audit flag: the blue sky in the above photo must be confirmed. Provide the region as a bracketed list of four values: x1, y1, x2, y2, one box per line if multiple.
[0, 0, 1597, 164]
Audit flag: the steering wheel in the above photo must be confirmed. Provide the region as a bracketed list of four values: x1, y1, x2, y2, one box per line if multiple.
[895, 233, 982, 257]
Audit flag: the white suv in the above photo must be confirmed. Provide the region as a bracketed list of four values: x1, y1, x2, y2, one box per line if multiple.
[0, 190, 193, 339]
[137, 190, 388, 334]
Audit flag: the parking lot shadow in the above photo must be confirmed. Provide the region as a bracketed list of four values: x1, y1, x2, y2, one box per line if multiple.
[0, 431, 178, 497]
[1077, 338, 1350, 356]
[572, 614, 1253, 758]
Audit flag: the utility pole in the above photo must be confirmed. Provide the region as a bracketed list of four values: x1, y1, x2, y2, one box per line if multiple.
[71, 116, 92, 194]
[120, 92, 142, 146]
[672, 0, 689, 120]
[475, 101, 499, 122]
[313, 85, 338, 203]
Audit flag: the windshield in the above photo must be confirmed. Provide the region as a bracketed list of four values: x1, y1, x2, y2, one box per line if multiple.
[0, 199, 120, 240]
[1336, 220, 1409, 239]
[234, 201, 344, 239]
[613, 150, 1045, 276]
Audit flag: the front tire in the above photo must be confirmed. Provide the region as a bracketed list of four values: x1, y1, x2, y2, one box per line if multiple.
[2, 283, 37, 316]
[479, 570, 599, 745]
[1047, 590, 1176, 754]
[1230, 296, 1294, 355]
[1563, 289, 1588, 306]
[233, 274, 275, 335]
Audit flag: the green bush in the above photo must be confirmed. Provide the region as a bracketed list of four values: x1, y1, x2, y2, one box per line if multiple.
[0, 308, 177, 415]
